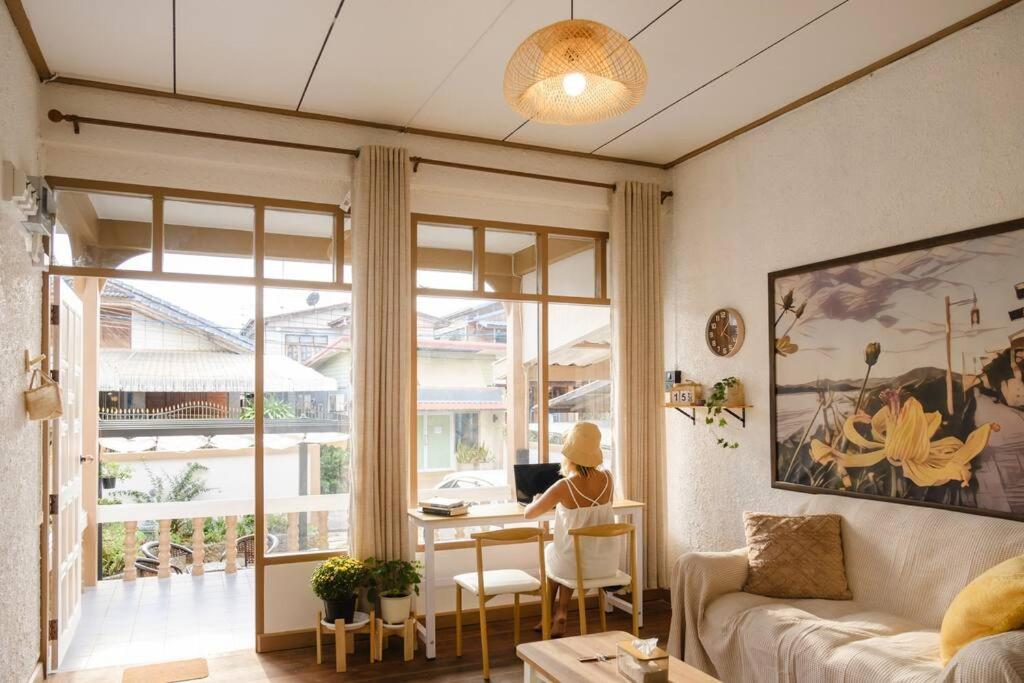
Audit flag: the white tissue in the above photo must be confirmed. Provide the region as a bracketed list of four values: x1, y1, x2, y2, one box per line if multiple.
[632, 637, 658, 657]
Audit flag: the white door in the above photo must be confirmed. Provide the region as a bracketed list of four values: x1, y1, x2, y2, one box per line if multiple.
[49, 278, 85, 670]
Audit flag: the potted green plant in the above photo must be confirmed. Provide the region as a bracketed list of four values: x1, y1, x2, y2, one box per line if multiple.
[99, 461, 133, 490]
[310, 556, 368, 623]
[455, 442, 493, 471]
[704, 377, 743, 449]
[366, 557, 423, 625]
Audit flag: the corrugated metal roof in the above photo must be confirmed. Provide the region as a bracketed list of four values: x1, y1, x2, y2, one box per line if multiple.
[102, 280, 253, 352]
[99, 350, 338, 392]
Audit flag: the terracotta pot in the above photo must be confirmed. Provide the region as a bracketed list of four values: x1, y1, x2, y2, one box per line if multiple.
[725, 381, 745, 406]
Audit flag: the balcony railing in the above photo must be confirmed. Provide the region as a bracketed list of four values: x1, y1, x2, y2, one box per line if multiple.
[98, 402, 350, 437]
[97, 494, 348, 580]
[99, 402, 343, 422]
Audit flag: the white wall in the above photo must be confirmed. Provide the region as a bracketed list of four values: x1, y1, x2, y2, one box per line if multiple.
[663, 3, 1024, 561]
[0, 3, 42, 680]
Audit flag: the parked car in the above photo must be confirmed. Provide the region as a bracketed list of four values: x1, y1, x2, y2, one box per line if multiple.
[435, 469, 506, 490]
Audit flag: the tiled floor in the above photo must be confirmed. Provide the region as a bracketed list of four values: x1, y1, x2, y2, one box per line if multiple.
[59, 569, 255, 672]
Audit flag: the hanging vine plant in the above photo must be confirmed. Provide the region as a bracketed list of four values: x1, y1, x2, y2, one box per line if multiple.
[705, 377, 741, 450]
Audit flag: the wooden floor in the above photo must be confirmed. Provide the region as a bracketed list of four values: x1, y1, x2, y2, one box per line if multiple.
[52, 599, 672, 682]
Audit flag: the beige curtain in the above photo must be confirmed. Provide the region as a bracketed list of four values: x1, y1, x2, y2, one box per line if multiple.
[611, 180, 668, 588]
[350, 145, 412, 560]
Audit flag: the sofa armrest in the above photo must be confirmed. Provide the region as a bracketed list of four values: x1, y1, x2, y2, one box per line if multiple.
[667, 548, 749, 668]
[939, 630, 1024, 682]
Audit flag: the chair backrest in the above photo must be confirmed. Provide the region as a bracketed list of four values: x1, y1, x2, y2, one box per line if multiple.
[470, 527, 547, 596]
[569, 523, 635, 588]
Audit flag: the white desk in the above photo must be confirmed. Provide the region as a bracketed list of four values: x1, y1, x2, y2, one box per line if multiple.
[407, 499, 645, 660]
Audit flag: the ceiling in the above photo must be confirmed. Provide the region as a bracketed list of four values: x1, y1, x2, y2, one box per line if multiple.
[21, 0, 1001, 166]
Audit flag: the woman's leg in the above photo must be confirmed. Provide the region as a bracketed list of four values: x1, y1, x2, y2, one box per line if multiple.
[552, 583, 571, 637]
[534, 577, 560, 632]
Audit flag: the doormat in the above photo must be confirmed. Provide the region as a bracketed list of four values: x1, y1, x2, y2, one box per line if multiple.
[122, 658, 209, 683]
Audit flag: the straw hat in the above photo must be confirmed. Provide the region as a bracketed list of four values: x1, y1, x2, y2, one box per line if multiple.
[561, 422, 603, 468]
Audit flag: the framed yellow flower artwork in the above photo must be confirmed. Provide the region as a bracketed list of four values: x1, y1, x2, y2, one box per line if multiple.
[769, 217, 1024, 520]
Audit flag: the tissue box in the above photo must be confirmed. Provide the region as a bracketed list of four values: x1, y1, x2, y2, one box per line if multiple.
[616, 640, 669, 683]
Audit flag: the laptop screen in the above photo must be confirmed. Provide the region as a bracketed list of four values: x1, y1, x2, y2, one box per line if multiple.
[513, 463, 562, 504]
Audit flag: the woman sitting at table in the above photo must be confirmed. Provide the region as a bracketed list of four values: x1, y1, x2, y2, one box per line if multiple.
[524, 421, 618, 636]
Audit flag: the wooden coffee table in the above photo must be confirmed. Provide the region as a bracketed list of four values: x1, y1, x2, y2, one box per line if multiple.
[516, 631, 718, 682]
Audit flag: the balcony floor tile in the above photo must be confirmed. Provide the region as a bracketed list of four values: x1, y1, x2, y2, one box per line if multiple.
[58, 570, 255, 673]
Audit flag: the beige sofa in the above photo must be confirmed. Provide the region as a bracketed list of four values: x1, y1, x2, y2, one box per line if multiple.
[668, 495, 1024, 682]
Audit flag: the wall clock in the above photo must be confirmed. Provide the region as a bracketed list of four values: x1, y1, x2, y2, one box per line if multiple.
[706, 308, 745, 357]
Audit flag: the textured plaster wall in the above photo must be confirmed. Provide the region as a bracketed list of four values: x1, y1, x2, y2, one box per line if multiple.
[0, 2, 42, 680]
[664, 4, 1024, 560]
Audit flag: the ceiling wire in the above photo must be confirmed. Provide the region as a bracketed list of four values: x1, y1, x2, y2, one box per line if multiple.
[296, 0, 346, 112]
[403, 0, 516, 131]
[590, 0, 851, 154]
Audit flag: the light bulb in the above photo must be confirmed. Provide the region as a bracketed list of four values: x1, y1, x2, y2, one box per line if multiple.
[562, 72, 586, 97]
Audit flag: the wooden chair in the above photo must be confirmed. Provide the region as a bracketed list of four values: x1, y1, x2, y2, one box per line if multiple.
[548, 522, 638, 637]
[454, 527, 550, 680]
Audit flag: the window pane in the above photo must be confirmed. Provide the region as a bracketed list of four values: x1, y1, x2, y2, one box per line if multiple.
[484, 229, 535, 295]
[417, 223, 473, 290]
[262, 288, 351, 555]
[98, 278, 254, 577]
[264, 208, 336, 282]
[548, 235, 598, 298]
[53, 190, 153, 271]
[546, 303, 613, 475]
[416, 296, 537, 541]
[163, 199, 254, 276]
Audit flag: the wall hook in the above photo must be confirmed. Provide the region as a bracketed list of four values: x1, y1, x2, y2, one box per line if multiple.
[24, 350, 46, 371]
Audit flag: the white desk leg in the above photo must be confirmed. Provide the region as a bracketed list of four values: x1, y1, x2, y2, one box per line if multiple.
[523, 661, 543, 682]
[424, 526, 437, 659]
[636, 507, 644, 628]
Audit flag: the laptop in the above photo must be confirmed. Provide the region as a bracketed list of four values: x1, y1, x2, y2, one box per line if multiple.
[513, 463, 562, 505]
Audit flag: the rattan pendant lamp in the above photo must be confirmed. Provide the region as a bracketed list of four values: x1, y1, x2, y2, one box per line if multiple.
[503, 2, 647, 125]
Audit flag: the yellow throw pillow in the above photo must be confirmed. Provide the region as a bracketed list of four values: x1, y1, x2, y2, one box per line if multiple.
[939, 554, 1024, 665]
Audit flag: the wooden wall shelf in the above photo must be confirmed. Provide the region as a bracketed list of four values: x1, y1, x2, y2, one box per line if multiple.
[665, 403, 751, 428]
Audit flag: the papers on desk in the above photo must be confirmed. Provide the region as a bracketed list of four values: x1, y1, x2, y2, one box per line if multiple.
[418, 497, 469, 516]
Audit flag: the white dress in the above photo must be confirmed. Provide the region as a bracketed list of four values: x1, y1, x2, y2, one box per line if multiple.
[544, 471, 619, 580]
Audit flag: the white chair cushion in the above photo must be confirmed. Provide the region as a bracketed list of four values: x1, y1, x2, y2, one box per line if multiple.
[454, 569, 541, 596]
[547, 569, 631, 590]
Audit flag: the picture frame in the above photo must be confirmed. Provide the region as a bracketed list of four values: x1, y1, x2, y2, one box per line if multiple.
[769, 217, 1024, 521]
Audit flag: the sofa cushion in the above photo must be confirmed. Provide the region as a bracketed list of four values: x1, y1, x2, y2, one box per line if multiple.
[940, 554, 1024, 664]
[742, 512, 852, 599]
[704, 592, 944, 682]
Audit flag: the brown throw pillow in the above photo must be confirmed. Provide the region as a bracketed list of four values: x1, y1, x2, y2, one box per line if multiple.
[742, 512, 852, 600]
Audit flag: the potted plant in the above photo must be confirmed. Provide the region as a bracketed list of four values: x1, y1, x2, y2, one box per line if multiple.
[310, 556, 368, 623]
[704, 377, 743, 449]
[366, 557, 423, 625]
[455, 442, 493, 471]
[99, 461, 133, 490]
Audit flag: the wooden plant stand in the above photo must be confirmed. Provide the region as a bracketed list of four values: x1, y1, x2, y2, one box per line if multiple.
[375, 616, 417, 662]
[315, 610, 376, 672]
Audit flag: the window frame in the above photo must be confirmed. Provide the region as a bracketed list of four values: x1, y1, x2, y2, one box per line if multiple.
[46, 176, 349, 641]
[410, 213, 611, 550]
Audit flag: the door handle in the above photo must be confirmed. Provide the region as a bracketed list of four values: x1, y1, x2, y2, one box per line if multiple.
[80, 455, 95, 464]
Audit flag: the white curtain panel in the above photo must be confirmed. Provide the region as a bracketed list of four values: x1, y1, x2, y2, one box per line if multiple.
[611, 180, 668, 588]
[350, 145, 412, 560]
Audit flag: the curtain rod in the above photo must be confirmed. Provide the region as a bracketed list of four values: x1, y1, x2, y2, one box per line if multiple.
[47, 109, 672, 202]
[48, 109, 360, 157]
